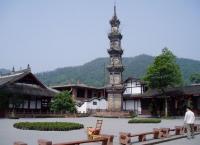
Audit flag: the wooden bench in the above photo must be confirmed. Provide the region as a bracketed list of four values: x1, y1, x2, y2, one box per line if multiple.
[92, 134, 114, 145]
[175, 126, 185, 135]
[119, 132, 131, 145]
[153, 128, 171, 139]
[119, 127, 175, 145]
[194, 124, 200, 132]
[15, 135, 114, 145]
[52, 138, 108, 145]
[119, 131, 153, 145]
[37, 134, 113, 145]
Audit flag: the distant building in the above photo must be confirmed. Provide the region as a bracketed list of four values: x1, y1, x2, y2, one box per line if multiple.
[52, 83, 107, 113]
[52, 83, 106, 101]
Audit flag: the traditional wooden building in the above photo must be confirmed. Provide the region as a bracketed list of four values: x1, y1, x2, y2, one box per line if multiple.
[52, 83, 107, 113]
[123, 77, 147, 114]
[122, 76, 200, 116]
[0, 67, 58, 117]
[140, 85, 200, 116]
[52, 83, 106, 101]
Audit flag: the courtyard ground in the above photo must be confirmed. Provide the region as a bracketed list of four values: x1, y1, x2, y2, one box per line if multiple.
[0, 117, 199, 145]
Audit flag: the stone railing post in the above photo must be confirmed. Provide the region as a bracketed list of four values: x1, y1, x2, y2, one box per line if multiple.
[38, 139, 52, 145]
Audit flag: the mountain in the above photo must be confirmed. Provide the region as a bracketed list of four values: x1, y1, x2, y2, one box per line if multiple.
[0, 68, 10, 75]
[36, 54, 200, 87]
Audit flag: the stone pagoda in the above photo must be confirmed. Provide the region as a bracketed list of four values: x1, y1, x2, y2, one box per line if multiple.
[106, 5, 124, 111]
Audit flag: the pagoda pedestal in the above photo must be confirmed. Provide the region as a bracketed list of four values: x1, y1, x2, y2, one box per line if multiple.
[106, 85, 123, 111]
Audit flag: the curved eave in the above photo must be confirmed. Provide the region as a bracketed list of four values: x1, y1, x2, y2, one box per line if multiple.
[0, 84, 57, 98]
[107, 65, 124, 72]
[110, 18, 120, 26]
[108, 33, 122, 40]
[107, 49, 123, 55]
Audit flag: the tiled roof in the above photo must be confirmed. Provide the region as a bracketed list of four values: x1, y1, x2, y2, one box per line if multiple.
[0, 69, 29, 86]
[0, 68, 58, 97]
[141, 85, 200, 98]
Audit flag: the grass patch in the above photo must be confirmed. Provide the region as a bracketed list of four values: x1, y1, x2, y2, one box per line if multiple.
[13, 122, 84, 131]
[128, 118, 161, 123]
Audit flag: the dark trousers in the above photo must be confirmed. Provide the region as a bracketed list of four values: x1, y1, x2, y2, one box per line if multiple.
[186, 124, 194, 138]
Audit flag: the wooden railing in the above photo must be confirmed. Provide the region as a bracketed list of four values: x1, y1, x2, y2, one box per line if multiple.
[14, 134, 114, 145]
[119, 124, 200, 145]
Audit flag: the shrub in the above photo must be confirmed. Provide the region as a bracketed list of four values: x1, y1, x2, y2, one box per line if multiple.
[13, 122, 84, 131]
[128, 118, 161, 123]
[129, 111, 137, 118]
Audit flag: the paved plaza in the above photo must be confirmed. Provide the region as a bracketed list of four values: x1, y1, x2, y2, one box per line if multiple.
[159, 134, 200, 145]
[0, 117, 200, 145]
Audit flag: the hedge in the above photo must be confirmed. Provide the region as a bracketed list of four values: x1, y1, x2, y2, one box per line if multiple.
[13, 122, 84, 131]
[128, 118, 161, 123]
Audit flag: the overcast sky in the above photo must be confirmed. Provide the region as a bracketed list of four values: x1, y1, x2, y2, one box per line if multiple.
[0, 0, 200, 73]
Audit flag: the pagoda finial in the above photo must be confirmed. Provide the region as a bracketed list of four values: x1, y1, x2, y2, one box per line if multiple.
[114, 3, 117, 17]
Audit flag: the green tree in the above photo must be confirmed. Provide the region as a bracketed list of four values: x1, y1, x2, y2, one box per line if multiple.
[50, 91, 76, 113]
[190, 73, 200, 84]
[143, 48, 183, 117]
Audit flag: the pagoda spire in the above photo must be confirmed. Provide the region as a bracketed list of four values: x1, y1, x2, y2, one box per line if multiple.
[110, 4, 120, 28]
[114, 4, 117, 17]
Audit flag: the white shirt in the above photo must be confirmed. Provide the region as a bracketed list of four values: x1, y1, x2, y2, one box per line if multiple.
[184, 110, 195, 124]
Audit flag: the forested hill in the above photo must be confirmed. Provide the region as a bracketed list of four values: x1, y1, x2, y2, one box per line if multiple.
[35, 54, 200, 87]
[0, 68, 10, 75]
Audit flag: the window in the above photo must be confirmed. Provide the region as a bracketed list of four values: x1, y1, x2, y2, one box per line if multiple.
[93, 101, 97, 105]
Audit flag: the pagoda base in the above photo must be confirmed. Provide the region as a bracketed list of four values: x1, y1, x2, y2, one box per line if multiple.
[107, 93, 122, 111]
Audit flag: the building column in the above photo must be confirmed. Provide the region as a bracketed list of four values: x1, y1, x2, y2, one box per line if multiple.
[84, 88, 88, 99]
[35, 97, 37, 109]
[28, 99, 30, 109]
[72, 88, 77, 100]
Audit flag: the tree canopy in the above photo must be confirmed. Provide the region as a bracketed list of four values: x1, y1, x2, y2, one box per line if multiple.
[50, 91, 76, 113]
[144, 48, 183, 91]
[190, 73, 200, 84]
[143, 48, 183, 117]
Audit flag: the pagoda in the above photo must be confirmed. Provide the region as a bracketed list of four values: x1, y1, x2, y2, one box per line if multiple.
[106, 5, 124, 111]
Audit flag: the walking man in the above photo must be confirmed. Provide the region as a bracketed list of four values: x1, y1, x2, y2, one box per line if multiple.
[184, 106, 195, 139]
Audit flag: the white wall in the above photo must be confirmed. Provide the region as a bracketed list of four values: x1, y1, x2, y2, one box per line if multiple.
[87, 99, 107, 110]
[30, 100, 35, 109]
[76, 102, 87, 113]
[76, 98, 107, 113]
[123, 100, 141, 115]
[124, 81, 143, 95]
[37, 100, 41, 109]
